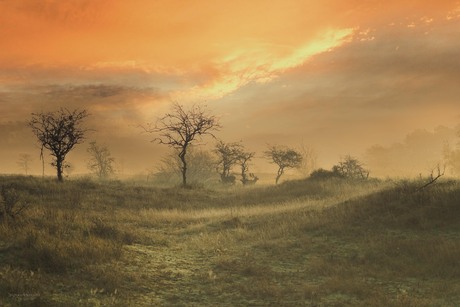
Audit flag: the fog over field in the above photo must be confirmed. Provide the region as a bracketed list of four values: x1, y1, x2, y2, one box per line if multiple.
[2, 3, 460, 306]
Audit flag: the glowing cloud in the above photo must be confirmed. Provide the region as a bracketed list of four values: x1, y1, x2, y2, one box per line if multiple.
[173, 28, 354, 101]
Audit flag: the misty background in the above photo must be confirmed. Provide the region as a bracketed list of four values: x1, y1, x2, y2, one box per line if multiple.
[1, 1, 459, 179]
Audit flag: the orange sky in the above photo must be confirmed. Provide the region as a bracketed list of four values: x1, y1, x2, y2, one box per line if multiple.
[1, 0, 460, 176]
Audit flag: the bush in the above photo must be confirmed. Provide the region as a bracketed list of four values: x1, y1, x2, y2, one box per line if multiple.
[310, 168, 344, 180]
[310, 156, 370, 181]
[332, 155, 369, 180]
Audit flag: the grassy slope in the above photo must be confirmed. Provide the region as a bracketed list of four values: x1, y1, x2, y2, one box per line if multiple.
[0, 176, 459, 306]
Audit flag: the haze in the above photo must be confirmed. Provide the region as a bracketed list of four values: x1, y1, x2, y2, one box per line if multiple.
[1, 0, 460, 177]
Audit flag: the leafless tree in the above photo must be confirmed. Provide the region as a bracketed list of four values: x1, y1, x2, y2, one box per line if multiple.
[215, 140, 243, 184]
[265, 145, 302, 184]
[144, 103, 220, 187]
[153, 147, 217, 185]
[87, 141, 115, 179]
[17, 154, 32, 175]
[29, 108, 89, 181]
[239, 151, 256, 185]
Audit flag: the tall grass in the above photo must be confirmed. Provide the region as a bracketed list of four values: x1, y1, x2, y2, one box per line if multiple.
[0, 175, 459, 305]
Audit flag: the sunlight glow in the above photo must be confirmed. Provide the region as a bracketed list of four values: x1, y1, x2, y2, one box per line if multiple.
[173, 28, 354, 101]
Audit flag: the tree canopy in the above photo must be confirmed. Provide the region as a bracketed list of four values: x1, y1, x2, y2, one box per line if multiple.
[265, 145, 302, 184]
[145, 103, 220, 187]
[29, 108, 89, 181]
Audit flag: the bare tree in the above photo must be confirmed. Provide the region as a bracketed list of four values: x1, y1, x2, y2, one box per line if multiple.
[87, 141, 115, 180]
[153, 147, 217, 185]
[239, 151, 257, 185]
[17, 154, 32, 175]
[265, 145, 302, 184]
[145, 103, 220, 187]
[214, 140, 243, 184]
[29, 108, 89, 181]
[333, 155, 369, 180]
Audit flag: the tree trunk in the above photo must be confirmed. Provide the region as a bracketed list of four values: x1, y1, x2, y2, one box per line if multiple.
[241, 163, 248, 185]
[179, 149, 187, 187]
[56, 157, 64, 182]
[275, 167, 284, 184]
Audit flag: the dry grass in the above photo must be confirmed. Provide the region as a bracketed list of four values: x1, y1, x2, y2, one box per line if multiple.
[0, 175, 459, 306]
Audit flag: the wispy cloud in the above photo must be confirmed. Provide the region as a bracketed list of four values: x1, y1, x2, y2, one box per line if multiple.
[172, 28, 354, 101]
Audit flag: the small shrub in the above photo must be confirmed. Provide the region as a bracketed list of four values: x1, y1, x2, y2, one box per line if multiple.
[332, 155, 369, 180]
[310, 168, 344, 180]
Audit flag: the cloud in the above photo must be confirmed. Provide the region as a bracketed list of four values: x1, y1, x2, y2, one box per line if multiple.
[172, 28, 354, 101]
[208, 14, 460, 167]
[1, 1, 460, 174]
[0, 84, 166, 138]
[0, 1, 353, 95]
[3, 0, 457, 105]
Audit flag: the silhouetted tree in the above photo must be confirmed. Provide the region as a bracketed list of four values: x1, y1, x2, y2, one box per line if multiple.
[29, 108, 89, 181]
[145, 103, 220, 187]
[87, 141, 115, 179]
[265, 145, 302, 184]
[214, 140, 243, 184]
[333, 155, 369, 179]
[239, 151, 257, 185]
[152, 147, 217, 185]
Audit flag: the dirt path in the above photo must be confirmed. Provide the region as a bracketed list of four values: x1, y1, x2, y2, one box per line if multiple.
[109, 194, 374, 305]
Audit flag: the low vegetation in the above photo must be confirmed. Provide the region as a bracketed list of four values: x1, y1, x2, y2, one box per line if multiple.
[0, 174, 459, 306]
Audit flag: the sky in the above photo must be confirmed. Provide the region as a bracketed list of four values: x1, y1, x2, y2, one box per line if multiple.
[1, 0, 460, 177]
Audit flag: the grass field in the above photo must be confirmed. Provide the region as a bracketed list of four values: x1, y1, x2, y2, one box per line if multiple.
[0, 175, 459, 306]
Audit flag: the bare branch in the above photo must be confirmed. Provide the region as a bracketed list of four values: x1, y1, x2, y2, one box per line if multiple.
[29, 108, 90, 181]
[416, 164, 445, 192]
[144, 102, 220, 187]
